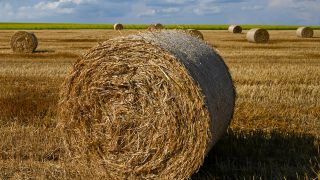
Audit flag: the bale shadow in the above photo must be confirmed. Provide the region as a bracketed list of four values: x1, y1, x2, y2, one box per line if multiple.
[270, 38, 320, 44]
[192, 130, 319, 179]
[34, 49, 55, 53]
[222, 39, 247, 42]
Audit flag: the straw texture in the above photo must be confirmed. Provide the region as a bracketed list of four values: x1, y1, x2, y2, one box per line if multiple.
[246, 28, 269, 43]
[228, 25, 242, 33]
[296, 27, 313, 38]
[113, 23, 124, 30]
[58, 30, 235, 179]
[10, 31, 38, 53]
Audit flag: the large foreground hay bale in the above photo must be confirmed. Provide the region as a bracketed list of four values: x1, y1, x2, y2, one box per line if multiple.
[10, 31, 38, 53]
[246, 28, 269, 43]
[58, 30, 235, 179]
[228, 25, 242, 33]
[113, 23, 124, 30]
[186, 29, 204, 40]
[296, 27, 313, 38]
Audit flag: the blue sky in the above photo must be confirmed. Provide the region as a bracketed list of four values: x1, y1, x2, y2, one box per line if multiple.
[0, 0, 319, 25]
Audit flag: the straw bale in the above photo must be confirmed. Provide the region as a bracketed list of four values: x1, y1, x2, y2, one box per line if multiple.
[246, 28, 269, 43]
[114, 23, 124, 30]
[10, 31, 38, 53]
[296, 27, 313, 38]
[186, 29, 204, 40]
[148, 23, 164, 31]
[228, 25, 242, 33]
[58, 30, 235, 179]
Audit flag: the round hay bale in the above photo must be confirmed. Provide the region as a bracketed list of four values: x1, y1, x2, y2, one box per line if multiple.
[228, 25, 242, 33]
[114, 23, 124, 30]
[296, 27, 313, 38]
[148, 23, 164, 31]
[10, 31, 38, 53]
[58, 30, 235, 179]
[246, 28, 269, 43]
[155, 23, 164, 29]
[147, 24, 157, 31]
[186, 29, 204, 40]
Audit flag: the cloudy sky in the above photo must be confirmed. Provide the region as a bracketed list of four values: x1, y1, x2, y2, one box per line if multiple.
[0, 0, 319, 25]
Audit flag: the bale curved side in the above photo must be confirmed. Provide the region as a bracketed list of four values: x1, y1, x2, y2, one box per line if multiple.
[246, 28, 269, 43]
[228, 25, 242, 33]
[114, 23, 124, 30]
[186, 29, 204, 40]
[296, 27, 313, 38]
[11, 31, 38, 53]
[58, 30, 235, 179]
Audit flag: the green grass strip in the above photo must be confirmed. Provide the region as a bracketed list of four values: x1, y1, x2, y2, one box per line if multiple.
[0, 23, 319, 30]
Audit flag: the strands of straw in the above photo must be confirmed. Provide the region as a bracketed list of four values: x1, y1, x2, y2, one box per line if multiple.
[246, 28, 269, 43]
[10, 31, 38, 53]
[58, 30, 235, 179]
[296, 27, 314, 38]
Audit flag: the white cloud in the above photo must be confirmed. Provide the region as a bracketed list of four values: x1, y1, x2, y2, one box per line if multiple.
[241, 5, 263, 10]
[193, 2, 221, 15]
[12, 0, 98, 20]
[0, 0, 319, 25]
[34, 1, 74, 14]
[138, 7, 180, 17]
[138, 8, 157, 17]
[0, 2, 14, 21]
[161, 7, 180, 13]
[193, 6, 221, 15]
[267, 0, 320, 24]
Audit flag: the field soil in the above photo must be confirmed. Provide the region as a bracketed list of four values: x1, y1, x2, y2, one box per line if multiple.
[0, 30, 319, 179]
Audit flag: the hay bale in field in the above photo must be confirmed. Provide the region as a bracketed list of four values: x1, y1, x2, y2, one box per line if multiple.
[228, 25, 242, 33]
[186, 29, 204, 40]
[155, 23, 164, 29]
[246, 28, 269, 43]
[58, 30, 235, 179]
[296, 27, 313, 38]
[148, 23, 164, 31]
[147, 24, 156, 31]
[113, 23, 124, 30]
[10, 31, 38, 53]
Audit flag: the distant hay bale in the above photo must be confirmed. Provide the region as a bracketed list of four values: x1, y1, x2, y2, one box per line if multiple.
[148, 23, 164, 31]
[228, 25, 242, 33]
[147, 24, 157, 31]
[186, 29, 204, 40]
[58, 30, 235, 179]
[10, 31, 38, 53]
[113, 23, 124, 30]
[296, 27, 313, 38]
[155, 23, 164, 29]
[246, 28, 269, 43]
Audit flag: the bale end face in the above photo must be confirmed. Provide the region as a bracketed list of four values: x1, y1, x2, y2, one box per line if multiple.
[10, 31, 38, 53]
[297, 27, 313, 38]
[246, 28, 269, 43]
[114, 23, 124, 30]
[228, 25, 242, 33]
[58, 30, 235, 179]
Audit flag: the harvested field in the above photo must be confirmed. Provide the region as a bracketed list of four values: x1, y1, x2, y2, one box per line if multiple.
[0, 29, 319, 179]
